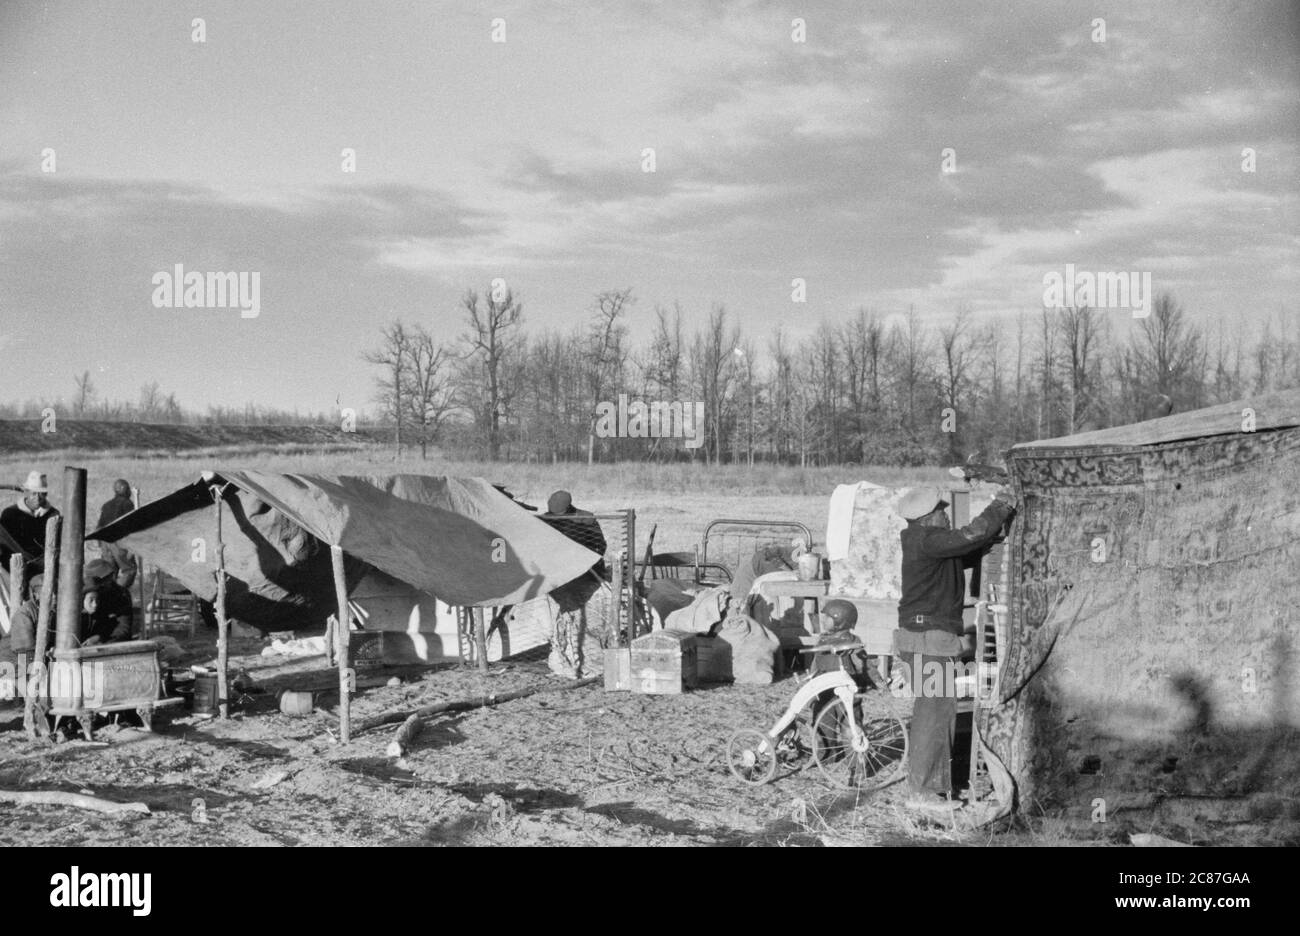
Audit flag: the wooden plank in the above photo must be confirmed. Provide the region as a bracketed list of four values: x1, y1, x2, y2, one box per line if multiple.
[758, 579, 831, 598]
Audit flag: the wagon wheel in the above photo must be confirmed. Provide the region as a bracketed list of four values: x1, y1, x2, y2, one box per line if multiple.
[726, 728, 778, 785]
[812, 697, 908, 791]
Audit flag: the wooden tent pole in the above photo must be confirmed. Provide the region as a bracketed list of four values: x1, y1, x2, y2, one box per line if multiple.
[24, 515, 59, 738]
[132, 486, 145, 635]
[473, 607, 488, 673]
[53, 468, 86, 652]
[331, 545, 351, 743]
[626, 509, 636, 642]
[213, 488, 230, 719]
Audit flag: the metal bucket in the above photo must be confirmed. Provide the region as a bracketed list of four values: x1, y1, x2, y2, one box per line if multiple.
[192, 673, 219, 714]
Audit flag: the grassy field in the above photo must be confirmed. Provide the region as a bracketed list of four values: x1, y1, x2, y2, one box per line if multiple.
[0, 448, 946, 552]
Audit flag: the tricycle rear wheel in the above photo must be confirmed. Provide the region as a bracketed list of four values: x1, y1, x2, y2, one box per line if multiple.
[812, 697, 907, 791]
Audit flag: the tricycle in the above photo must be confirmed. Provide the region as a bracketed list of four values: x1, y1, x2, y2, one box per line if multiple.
[726, 642, 908, 791]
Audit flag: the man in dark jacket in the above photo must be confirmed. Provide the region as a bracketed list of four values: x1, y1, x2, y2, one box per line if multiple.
[0, 472, 60, 578]
[539, 491, 607, 577]
[895, 485, 1016, 807]
[95, 479, 137, 588]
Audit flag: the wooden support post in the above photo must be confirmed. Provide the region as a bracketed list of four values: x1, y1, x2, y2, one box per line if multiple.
[473, 607, 488, 673]
[330, 545, 351, 743]
[24, 515, 59, 739]
[625, 509, 636, 644]
[54, 467, 87, 653]
[213, 490, 230, 719]
[132, 486, 146, 635]
[8, 554, 25, 612]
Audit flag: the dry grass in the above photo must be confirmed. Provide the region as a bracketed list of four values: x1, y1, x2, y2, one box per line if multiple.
[0, 449, 941, 552]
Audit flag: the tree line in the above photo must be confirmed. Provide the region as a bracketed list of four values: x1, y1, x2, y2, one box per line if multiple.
[0, 373, 332, 427]
[8, 288, 1293, 465]
[362, 286, 1299, 465]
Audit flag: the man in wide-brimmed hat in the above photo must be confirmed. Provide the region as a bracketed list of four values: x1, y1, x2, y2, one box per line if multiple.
[895, 484, 1017, 811]
[537, 490, 608, 678]
[0, 471, 61, 578]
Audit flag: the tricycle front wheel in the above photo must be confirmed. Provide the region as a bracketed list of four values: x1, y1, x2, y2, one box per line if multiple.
[726, 728, 779, 785]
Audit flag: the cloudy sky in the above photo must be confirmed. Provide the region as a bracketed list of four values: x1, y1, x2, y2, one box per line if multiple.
[1, 0, 1296, 414]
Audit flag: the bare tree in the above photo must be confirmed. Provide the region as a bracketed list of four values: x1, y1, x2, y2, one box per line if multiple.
[937, 307, 984, 459]
[843, 308, 884, 463]
[139, 381, 163, 421]
[1035, 308, 1060, 438]
[363, 322, 411, 455]
[692, 305, 740, 464]
[404, 326, 455, 459]
[767, 326, 796, 464]
[1135, 293, 1204, 411]
[1059, 306, 1106, 433]
[457, 287, 524, 461]
[584, 288, 634, 464]
[73, 370, 95, 416]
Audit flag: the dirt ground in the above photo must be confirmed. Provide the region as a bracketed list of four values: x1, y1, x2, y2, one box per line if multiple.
[0, 631, 936, 847]
[4, 629, 1296, 846]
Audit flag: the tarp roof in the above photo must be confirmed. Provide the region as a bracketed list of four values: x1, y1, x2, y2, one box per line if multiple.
[89, 472, 602, 617]
[1012, 388, 1300, 451]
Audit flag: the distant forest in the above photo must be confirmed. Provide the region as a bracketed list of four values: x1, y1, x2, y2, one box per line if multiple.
[5, 288, 1296, 466]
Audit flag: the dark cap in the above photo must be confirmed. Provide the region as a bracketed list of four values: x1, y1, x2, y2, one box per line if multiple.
[113, 479, 132, 498]
[546, 490, 573, 516]
[84, 558, 115, 586]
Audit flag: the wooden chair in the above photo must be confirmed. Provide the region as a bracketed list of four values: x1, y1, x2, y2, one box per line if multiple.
[145, 568, 198, 638]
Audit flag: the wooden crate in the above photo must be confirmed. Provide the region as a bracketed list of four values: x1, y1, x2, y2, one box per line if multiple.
[631, 630, 698, 694]
[603, 648, 631, 691]
[348, 631, 385, 669]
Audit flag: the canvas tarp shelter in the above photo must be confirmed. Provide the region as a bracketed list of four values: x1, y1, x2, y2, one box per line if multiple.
[982, 389, 1300, 815]
[87, 471, 603, 632]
